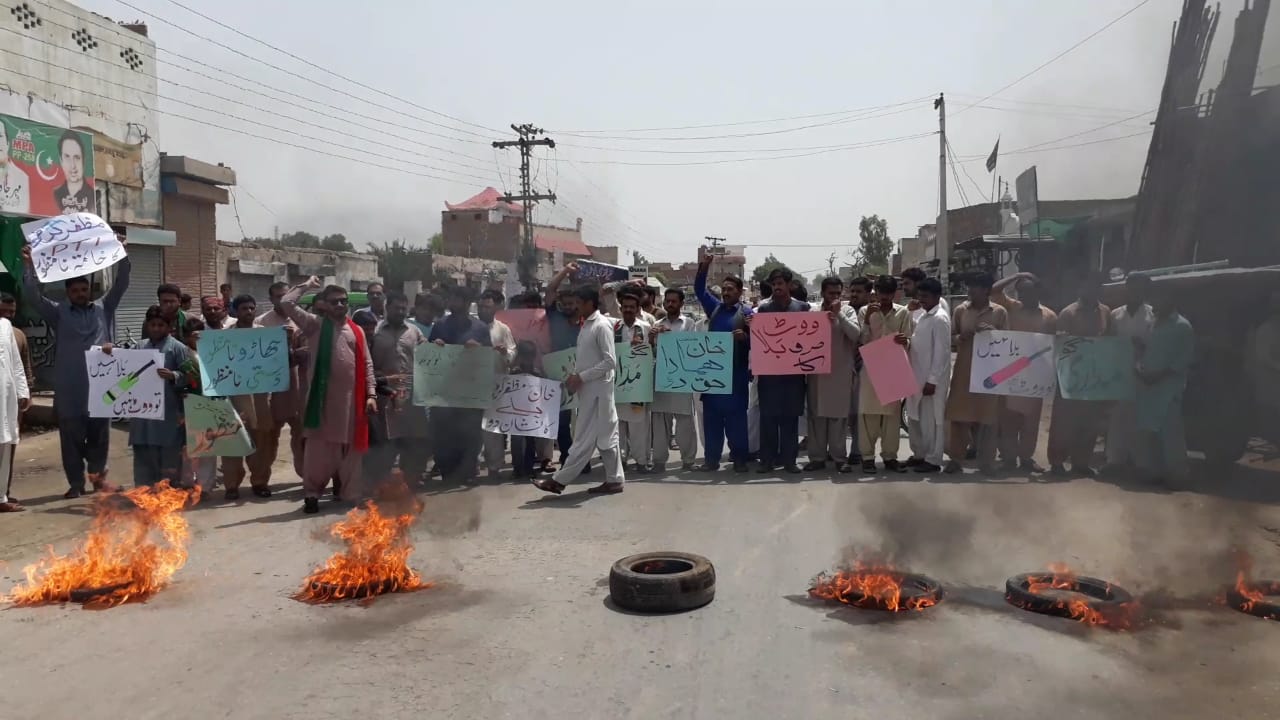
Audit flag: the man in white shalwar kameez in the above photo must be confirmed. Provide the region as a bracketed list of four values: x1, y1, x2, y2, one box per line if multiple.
[533, 286, 625, 495]
[0, 316, 32, 512]
[905, 279, 951, 473]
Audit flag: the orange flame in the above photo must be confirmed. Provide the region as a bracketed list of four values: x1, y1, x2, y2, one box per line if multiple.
[809, 561, 938, 612]
[1018, 563, 1140, 629]
[7, 482, 200, 608]
[294, 485, 429, 604]
[1230, 550, 1266, 613]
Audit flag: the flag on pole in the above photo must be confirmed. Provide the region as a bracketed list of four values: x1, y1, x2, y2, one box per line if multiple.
[985, 139, 1000, 173]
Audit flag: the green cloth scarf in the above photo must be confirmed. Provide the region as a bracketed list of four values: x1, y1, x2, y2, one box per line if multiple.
[304, 317, 336, 429]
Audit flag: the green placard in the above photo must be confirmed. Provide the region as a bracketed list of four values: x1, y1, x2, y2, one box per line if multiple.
[615, 342, 654, 404]
[413, 343, 498, 409]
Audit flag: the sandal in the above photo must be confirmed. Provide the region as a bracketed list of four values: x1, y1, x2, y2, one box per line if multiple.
[0, 501, 25, 512]
[531, 478, 565, 495]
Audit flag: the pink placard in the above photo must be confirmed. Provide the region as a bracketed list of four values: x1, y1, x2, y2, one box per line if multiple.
[496, 309, 552, 357]
[749, 312, 832, 375]
[858, 334, 919, 404]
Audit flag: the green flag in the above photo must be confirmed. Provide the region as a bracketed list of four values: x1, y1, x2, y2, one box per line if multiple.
[0, 216, 24, 299]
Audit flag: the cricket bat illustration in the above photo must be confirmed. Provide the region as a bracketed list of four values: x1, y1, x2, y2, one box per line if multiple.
[982, 347, 1052, 389]
[102, 359, 157, 405]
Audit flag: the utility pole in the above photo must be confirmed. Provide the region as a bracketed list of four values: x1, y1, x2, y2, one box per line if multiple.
[934, 93, 949, 294]
[494, 124, 556, 290]
[826, 252, 837, 278]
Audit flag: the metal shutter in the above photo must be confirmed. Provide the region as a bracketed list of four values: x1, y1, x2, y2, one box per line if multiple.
[229, 271, 275, 306]
[112, 246, 164, 347]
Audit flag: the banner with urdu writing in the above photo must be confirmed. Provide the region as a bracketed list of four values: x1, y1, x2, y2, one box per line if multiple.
[413, 343, 499, 409]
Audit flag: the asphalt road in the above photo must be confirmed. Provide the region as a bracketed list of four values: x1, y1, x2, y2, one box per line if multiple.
[2, 426, 1279, 720]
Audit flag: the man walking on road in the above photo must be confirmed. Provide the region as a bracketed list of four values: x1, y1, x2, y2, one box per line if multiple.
[21, 241, 130, 498]
[282, 278, 377, 513]
[533, 286, 625, 495]
[906, 278, 951, 474]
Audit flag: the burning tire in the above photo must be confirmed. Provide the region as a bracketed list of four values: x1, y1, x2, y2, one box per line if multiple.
[609, 551, 715, 613]
[68, 582, 132, 604]
[809, 569, 943, 612]
[306, 578, 400, 601]
[1005, 572, 1134, 622]
[1225, 579, 1280, 621]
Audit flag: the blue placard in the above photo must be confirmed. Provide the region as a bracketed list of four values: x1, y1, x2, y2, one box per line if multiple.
[1054, 335, 1135, 401]
[655, 332, 733, 394]
[197, 326, 290, 397]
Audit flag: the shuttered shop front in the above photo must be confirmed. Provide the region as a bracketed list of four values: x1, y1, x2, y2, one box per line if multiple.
[112, 245, 164, 346]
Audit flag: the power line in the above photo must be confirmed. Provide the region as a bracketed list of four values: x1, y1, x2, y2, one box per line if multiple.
[947, 139, 986, 203]
[42, 0, 498, 145]
[0, 40, 506, 182]
[957, 109, 1155, 160]
[568, 132, 935, 166]
[149, 0, 502, 134]
[954, 0, 1155, 117]
[0, 65, 494, 187]
[4, 9, 517, 174]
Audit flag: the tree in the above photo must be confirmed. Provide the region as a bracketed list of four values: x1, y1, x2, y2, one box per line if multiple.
[852, 215, 893, 276]
[319, 233, 355, 252]
[631, 250, 649, 267]
[427, 232, 444, 254]
[367, 239, 433, 290]
[750, 253, 791, 286]
[244, 230, 353, 252]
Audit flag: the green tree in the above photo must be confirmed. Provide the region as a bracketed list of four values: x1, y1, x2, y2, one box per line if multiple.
[320, 233, 355, 252]
[750, 253, 791, 286]
[367, 239, 434, 290]
[853, 215, 893, 275]
[427, 232, 444, 254]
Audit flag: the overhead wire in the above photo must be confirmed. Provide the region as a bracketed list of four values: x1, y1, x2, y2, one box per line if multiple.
[953, 0, 1155, 117]
[148, 0, 503, 134]
[109, 0, 498, 141]
[947, 139, 987, 203]
[566, 132, 935, 166]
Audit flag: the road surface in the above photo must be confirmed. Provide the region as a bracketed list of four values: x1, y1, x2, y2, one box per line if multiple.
[1, 426, 1278, 719]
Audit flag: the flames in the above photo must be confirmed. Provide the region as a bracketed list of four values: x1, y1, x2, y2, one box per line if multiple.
[809, 561, 939, 612]
[7, 482, 200, 608]
[1226, 549, 1276, 617]
[294, 481, 429, 604]
[1015, 563, 1140, 630]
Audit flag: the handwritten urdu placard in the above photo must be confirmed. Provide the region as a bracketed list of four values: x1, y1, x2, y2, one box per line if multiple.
[85, 347, 165, 419]
[749, 313, 831, 375]
[197, 326, 290, 397]
[654, 332, 733, 395]
[1054, 335, 1135, 401]
[22, 212, 126, 283]
[184, 394, 254, 457]
[481, 375, 561, 439]
[969, 330, 1057, 399]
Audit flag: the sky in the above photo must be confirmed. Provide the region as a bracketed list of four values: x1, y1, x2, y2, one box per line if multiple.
[78, 0, 1277, 278]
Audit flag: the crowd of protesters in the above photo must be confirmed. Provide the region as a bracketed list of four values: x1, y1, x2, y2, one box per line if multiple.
[4, 233, 1261, 512]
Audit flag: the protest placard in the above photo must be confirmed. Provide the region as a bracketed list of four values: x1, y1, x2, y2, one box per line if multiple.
[541, 347, 579, 410]
[1054, 335, 1135, 401]
[197, 326, 290, 397]
[413, 343, 499, 408]
[858, 335, 919, 405]
[85, 347, 165, 419]
[184, 394, 254, 457]
[571, 260, 629, 284]
[749, 313, 832, 375]
[654, 332, 733, 395]
[969, 330, 1057, 399]
[495, 309, 552, 358]
[615, 342, 655, 404]
[481, 375, 562, 438]
[22, 212, 126, 283]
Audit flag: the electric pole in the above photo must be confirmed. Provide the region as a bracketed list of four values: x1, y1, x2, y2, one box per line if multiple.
[934, 93, 949, 294]
[493, 124, 556, 290]
[826, 252, 838, 278]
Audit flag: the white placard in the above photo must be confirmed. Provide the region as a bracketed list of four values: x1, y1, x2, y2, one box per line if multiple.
[85, 347, 166, 419]
[22, 213, 126, 283]
[481, 374, 561, 439]
[969, 330, 1057, 399]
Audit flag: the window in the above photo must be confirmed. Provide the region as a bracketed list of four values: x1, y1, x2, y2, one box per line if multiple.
[474, 213, 482, 220]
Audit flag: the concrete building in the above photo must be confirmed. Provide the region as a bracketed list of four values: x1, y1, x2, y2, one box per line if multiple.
[441, 187, 594, 285]
[217, 242, 380, 302]
[585, 245, 620, 265]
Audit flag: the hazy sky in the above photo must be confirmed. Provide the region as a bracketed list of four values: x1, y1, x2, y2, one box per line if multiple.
[80, 0, 1274, 276]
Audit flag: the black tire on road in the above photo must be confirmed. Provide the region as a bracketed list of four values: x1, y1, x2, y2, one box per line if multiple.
[1004, 573, 1133, 618]
[1225, 580, 1280, 621]
[609, 551, 715, 613]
